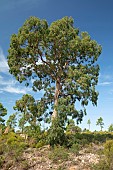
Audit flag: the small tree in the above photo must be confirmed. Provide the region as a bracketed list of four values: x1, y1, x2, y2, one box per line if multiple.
[6, 113, 17, 131]
[87, 119, 91, 130]
[0, 103, 7, 133]
[96, 117, 104, 131]
[14, 94, 45, 133]
[66, 119, 81, 134]
[108, 124, 113, 132]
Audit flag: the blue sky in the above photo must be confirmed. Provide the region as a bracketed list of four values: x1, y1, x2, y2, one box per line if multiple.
[0, 0, 113, 131]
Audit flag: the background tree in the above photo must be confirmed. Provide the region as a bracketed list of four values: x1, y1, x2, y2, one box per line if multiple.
[108, 124, 113, 132]
[96, 117, 104, 131]
[14, 94, 45, 133]
[87, 119, 91, 130]
[6, 113, 17, 131]
[8, 16, 101, 127]
[0, 103, 7, 133]
[66, 119, 81, 134]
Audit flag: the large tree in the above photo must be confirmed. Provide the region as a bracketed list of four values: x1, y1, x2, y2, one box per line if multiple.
[8, 16, 102, 124]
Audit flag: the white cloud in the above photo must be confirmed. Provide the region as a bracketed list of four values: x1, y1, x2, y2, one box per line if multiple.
[0, 75, 16, 86]
[0, 48, 9, 73]
[0, 74, 31, 94]
[98, 81, 113, 86]
[0, 85, 31, 94]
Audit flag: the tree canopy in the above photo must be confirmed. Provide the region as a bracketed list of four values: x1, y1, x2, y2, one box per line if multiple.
[7, 16, 102, 124]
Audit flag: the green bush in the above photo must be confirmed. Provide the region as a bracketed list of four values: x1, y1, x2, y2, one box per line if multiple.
[0, 132, 28, 162]
[48, 119, 66, 147]
[69, 143, 80, 156]
[36, 140, 45, 148]
[104, 140, 113, 168]
[49, 146, 69, 163]
[92, 160, 109, 170]
[92, 140, 113, 170]
[66, 132, 113, 148]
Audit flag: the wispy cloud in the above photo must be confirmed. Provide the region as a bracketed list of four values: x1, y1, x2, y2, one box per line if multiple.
[0, 48, 9, 73]
[98, 72, 113, 86]
[98, 81, 113, 86]
[0, 74, 31, 94]
[0, 48, 32, 94]
[0, 85, 31, 94]
[0, 75, 16, 86]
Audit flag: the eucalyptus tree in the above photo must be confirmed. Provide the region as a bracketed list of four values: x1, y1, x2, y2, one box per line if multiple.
[8, 16, 102, 125]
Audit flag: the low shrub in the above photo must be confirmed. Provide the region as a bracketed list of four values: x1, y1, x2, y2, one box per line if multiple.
[48, 146, 69, 163]
[92, 139, 113, 170]
[0, 132, 28, 162]
[92, 160, 109, 170]
[35, 140, 45, 148]
[69, 143, 80, 156]
[104, 140, 113, 168]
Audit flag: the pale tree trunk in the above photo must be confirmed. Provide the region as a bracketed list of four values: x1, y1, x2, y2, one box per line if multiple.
[52, 77, 61, 121]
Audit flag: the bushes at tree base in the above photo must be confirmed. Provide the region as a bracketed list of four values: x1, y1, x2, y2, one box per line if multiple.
[47, 119, 66, 147]
[0, 132, 28, 161]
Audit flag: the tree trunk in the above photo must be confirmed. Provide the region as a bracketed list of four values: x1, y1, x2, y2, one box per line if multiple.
[52, 77, 61, 121]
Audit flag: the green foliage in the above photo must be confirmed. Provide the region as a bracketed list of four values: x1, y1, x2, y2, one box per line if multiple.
[96, 117, 104, 131]
[13, 94, 44, 133]
[6, 113, 17, 131]
[48, 119, 66, 147]
[104, 140, 113, 168]
[0, 132, 28, 161]
[92, 160, 109, 170]
[35, 131, 48, 148]
[108, 124, 113, 132]
[35, 140, 45, 148]
[66, 119, 82, 134]
[66, 132, 113, 148]
[49, 146, 68, 163]
[69, 143, 80, 155]
[92, 140, 113, 170]
[0, 103, 7, 132]
[24, 125, 41, 138]
[8, 16, 102, 126]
